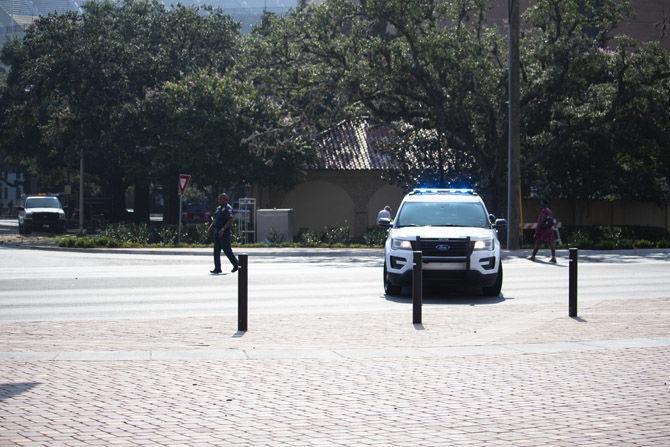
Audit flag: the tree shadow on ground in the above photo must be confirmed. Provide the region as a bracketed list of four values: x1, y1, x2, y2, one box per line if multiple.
[0, 382, 40, 402]
[384, 285, 509, 305]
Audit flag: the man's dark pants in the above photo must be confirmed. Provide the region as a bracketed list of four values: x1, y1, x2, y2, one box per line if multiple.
[213, 232, 238, 271]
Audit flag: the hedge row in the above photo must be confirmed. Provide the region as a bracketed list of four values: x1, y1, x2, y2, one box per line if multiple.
[56, 223, 670, 249]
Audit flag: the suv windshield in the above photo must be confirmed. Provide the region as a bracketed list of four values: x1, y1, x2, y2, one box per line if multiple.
[395, 202, 489, 228]
[25, 197, 61, 209]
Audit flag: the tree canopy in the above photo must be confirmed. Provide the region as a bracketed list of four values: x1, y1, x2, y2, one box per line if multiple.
[1, 0, 669, 222]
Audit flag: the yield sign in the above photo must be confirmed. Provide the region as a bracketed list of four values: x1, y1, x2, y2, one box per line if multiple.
[178, 174, 191, 194]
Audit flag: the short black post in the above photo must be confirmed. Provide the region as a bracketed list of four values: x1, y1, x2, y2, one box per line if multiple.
[238, 254, 248, 331]
[569, 248, 578, 317]
[412, 250, 423, 324]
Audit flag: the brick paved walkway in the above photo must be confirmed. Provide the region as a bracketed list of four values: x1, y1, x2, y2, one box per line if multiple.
[2, 298, 669, 446]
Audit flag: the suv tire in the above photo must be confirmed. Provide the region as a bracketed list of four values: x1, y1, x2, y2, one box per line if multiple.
[482, 263, 503, 297]
[383, 263, 401, 295]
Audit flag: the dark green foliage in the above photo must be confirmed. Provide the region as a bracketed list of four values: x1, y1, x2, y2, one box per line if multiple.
[362, 227, 387, 247]
[0, 0, 307, 223]
[296, 224, 352, 246]
[559, 225, 670, 248]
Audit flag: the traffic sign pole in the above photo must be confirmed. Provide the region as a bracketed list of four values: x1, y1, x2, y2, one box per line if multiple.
[178, 192, 183, 244]
[177, 174, 191, 245]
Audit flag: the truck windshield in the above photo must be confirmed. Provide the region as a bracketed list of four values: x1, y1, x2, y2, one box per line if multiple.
[395, 202, 489, 228]
[24, 197, 61, 209]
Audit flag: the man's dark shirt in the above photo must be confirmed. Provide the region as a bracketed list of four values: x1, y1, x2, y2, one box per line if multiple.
[214, 203, 234, 235]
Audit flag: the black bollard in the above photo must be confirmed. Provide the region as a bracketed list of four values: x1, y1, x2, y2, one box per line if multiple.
[238, 254, 248, 332]
[569, 248, 578, 317]
[413, 250, 423, 324]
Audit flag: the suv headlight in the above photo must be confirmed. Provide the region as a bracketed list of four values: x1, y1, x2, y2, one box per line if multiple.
[391, 238, 413, 250]
[473, 238, 493, 251]
[58, 211, 66, 220]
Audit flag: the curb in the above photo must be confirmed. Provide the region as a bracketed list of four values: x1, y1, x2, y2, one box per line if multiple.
[1, 337, 669, 361]
[2, 241, 670, 259]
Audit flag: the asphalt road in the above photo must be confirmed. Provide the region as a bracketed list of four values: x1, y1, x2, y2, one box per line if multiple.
[1, 246, 669, 322]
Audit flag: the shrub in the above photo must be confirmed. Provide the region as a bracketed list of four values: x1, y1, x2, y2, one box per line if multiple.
[100, 223, 150, 244]
[656, 239, 670, 248]
[155, 226, 177, 245]
[297, 228, 322, 247]
[632, 239, 654, 249]
[266, 229, 285, 244]
[57, 236, 77, 247]
[617, 239, 634, 249]
[322, 223, 350, 245]
[566, 230, 593, 249]
[593, 240, 617, 250]
[181, 223, 209, 244]
[74, 237, 96, 248]
[363, 227, 387, 247]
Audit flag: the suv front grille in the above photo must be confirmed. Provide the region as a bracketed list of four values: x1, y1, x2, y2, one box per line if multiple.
[32, 212, 59, 223]
[417, 238, 470, 257]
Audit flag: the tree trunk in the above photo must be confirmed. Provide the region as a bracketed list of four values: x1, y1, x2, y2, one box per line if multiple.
[164, 175, 179, 224]
[110, 175, 127, 222]
[133, 179, 151, 223]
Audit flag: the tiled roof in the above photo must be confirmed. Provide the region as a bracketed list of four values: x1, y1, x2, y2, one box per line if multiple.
[312, 120, 397, 170]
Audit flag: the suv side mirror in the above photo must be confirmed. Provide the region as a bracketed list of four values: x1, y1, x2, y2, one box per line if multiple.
[377, 217, 392, 228]
[489, 214, 496, 224]
[494, 218, 507, 227]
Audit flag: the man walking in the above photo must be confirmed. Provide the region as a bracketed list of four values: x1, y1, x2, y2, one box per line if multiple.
[208, 193, 239, 274]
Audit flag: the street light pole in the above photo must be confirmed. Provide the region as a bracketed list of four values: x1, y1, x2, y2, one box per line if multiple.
[507, 0, 521, 250]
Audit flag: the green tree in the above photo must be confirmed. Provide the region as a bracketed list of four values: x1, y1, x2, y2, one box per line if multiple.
[244, 0, 510, 213]
[0, 0, 240, 221]
[521, 0, 670, 205]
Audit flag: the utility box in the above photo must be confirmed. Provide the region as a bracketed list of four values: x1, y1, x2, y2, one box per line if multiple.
[256, 209, 294, 243]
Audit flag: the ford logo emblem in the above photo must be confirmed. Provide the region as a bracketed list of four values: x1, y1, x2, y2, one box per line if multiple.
[435, 244, 450, 251]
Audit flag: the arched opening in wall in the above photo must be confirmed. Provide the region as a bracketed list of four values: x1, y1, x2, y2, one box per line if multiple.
[281, 181, 355, 235]
[367, 184, 405, 227]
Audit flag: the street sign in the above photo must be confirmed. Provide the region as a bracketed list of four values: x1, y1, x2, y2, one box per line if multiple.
[178, 174, 191, 194]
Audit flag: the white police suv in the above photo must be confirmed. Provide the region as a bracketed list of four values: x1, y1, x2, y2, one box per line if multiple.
[378, 188, 506, 296]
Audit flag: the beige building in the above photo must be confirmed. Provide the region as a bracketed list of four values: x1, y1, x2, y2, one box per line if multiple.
[252, 119, 670, 240]
[252, 121, 406, 239]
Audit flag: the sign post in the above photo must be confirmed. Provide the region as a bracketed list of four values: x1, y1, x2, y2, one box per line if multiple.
[177, 174, 191, 244]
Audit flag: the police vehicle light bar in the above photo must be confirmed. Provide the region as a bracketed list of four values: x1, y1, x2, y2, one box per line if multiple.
[410, 188, 477, 195]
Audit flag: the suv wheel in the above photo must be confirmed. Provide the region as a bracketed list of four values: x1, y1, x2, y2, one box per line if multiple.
[383, 263, 401, 295]
[482, 263, 503, 297]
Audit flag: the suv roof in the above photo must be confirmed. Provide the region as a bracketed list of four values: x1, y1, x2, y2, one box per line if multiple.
[404, 188, 482, 203]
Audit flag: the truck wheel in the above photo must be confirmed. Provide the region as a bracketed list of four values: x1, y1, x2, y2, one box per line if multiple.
[383, 264, 401, 295]
[483, 263, 503, 297]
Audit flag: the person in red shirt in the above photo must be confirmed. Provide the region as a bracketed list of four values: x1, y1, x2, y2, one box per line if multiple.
[529, 199, 557, 263]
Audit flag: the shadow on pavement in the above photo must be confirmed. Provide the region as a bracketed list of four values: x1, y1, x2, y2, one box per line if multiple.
[384, 287, 508, 306]
[0, 382, 40, 402]
[253, 256, 383, 268]
[504, 249, 670, 264]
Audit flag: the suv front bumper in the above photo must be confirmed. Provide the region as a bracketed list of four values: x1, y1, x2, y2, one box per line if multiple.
[387, 268, 499, 287]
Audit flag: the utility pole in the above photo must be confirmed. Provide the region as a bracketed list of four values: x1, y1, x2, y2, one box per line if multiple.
[79, 148, 84, 234]
[507, 0, 521, 250]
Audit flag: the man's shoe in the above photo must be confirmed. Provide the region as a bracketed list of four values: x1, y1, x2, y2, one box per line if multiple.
[210, 269, 222, 274]
[231, 266, 239, 273]
[528, 256, 536, 262]
[549, 258, 557, 263]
